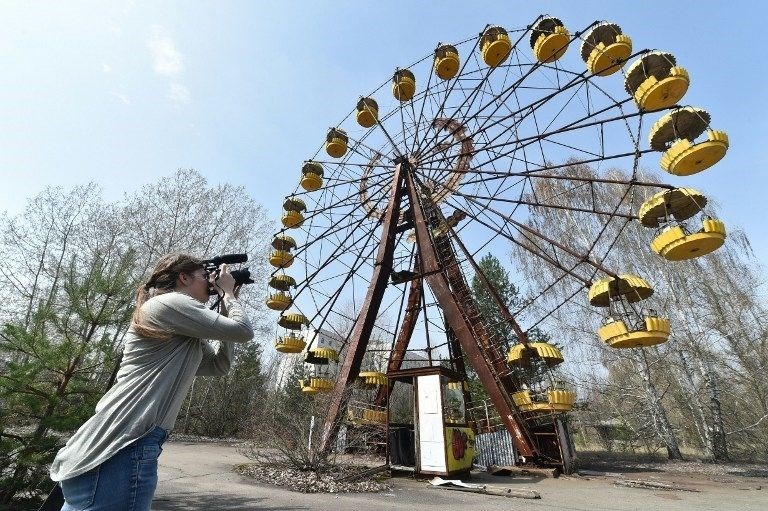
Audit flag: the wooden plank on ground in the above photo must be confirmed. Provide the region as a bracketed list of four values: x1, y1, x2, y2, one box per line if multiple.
[427, 484, 541, 499]
[614, 479, 700, 492]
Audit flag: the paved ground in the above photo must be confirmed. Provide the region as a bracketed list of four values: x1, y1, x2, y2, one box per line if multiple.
[154, 441, 768, 511]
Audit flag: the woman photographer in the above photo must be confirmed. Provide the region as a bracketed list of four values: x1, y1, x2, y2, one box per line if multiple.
[49, 253, 254, 511]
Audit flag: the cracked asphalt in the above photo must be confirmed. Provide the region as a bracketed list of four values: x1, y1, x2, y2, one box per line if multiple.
[153, 441, 767, 511]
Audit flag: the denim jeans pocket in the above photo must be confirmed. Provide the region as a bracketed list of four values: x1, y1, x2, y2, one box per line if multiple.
[138, 443, 162, 463]
[60, 466, 100, 511]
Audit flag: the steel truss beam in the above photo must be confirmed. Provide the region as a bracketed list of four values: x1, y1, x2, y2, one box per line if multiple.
[319, 164, 406, 454]
[403, 165, 540, 459]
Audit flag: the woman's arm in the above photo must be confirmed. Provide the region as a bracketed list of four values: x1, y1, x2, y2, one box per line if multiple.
[145, 293, 254, 342]
[196, 340, 235, 376]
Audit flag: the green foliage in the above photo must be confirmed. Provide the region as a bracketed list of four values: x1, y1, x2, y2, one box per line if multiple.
[0, 251, 137, 504]
[467, 253, 556, 404]
[279, 358, 314, 411]
[180, 342, 267, 437]
[0, 170, 273, 506]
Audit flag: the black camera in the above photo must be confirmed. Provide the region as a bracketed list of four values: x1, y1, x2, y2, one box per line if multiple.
[201, 254, 254, 295]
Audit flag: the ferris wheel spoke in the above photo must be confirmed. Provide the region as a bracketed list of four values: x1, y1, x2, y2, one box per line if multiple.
[415, 48, 572, 158]
[414, 60, 499, 158]
[410, 37, 481, 159]
[417, 98, 639, 171]
[405, 58, 438, 157]
[298, 170, 393, 222]
[429, 70, 520, 202]
[285, 206, 380, 266]
[438, 160, 667, 189]
[463, 45, 647, 146]
[420, 74, 644, 170]
[300, 181, 390, 227]
[344, 137, 396, 167]
[525, 285, 585, 333]
[455, 190, 637, 220]
[411, 35, 493, 154]
[440, 192, 586, 285]
[309, 160, 392, 169]
[305, 228, 383, 332]
[413, 25, 543, 154]
[306, 166, 392, 191]
[478, 53, 546, 171]
[289, 216, 381, 296]
[450, 187, 617, 278]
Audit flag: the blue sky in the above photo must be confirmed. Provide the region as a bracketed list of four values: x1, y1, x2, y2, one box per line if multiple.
[2, 0, 767, 266]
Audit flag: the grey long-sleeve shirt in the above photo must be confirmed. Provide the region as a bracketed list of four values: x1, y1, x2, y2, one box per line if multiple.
[49, 291, 254, 482]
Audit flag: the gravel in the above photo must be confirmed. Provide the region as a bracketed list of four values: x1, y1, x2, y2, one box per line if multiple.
[234, 463, 392, 493]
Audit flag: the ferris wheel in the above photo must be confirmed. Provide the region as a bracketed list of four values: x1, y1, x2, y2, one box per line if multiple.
[264, 15, 729, 470]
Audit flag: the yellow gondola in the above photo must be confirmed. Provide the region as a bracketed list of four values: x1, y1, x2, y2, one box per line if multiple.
[512, 389, 534, 411]
[358, 371, 387, 386]
[512, 389, 575, 413]
[361, 408, 387, 424]
[278, 311, 307, 330]
[624, 51, 689, 111]
[649, 107, 728, 176]
[638, 187, 707, 227]
[598, 316, 670, 348]
[275, 332, 306, 353]
[325, 128, 348, 158]
[283, 197, 306, 211]
[268, 273, 296, 291]
[265, 291, 292, 311]
[305, 347, 339, 364]
[588, 275, 653, 306]
[651, 219, 726, 261]
[268, 250, 293, 268]
[392, 69, 415, 101]
[434, 44, 460, 80]
[580, 22, 631, 76]
[479, 26, 511, 67]
[507, 342, 564, 366]
[530, 17, 569, 63]
[447, 380, 469, 391]
[271, 234, 296, 251]
[281, 197, 306, 229]
[639, 188, 726, 260]
[300, 378, 333, 393]
[356, 97, 378, 128]
[281, 211, 304, 229]
[300, 161, 324, 192]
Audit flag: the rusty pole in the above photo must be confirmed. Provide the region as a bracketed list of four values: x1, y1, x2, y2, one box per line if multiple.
[404, 166, 539, 459]
[318, 164, 405, 454]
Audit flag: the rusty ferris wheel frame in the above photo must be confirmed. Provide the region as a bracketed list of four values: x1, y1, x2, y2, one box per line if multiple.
[271, 17, 697, 470]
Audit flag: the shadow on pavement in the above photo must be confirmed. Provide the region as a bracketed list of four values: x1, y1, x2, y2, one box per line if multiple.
[152, 494, 308, 511]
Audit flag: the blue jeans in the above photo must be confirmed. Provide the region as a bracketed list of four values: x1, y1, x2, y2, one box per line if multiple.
[60, 426, 168, 511]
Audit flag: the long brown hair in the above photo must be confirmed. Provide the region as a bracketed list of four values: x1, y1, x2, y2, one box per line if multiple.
[131, 253, 203, 339]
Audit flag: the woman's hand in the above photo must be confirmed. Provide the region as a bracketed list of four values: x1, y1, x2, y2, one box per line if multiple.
[210, 263, 236, 297]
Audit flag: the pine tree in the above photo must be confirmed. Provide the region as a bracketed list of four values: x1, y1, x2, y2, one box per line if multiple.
[0, 250, 138, 504]
[467, 253, 551, 404]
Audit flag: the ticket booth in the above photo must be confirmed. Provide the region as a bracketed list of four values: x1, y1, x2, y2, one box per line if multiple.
[387, 366, 475, 477]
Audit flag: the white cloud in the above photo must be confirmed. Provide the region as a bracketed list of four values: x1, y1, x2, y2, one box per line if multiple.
[145, 26, 192, 106]
[168, 83, 191, 105]
[108, 22, 123, 38]
[146, 25, 183, 77]
[110, 92, 131, 105]
[102, 63, 113, 74]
